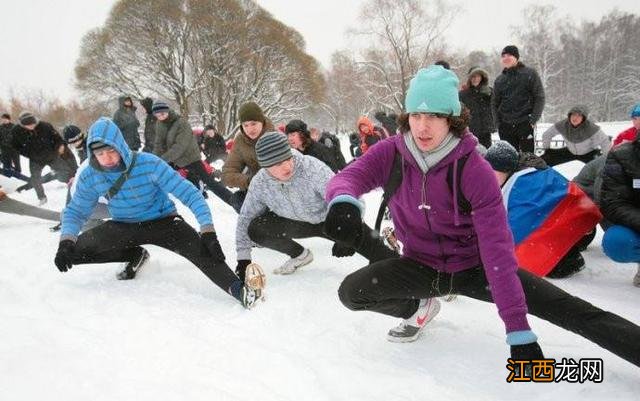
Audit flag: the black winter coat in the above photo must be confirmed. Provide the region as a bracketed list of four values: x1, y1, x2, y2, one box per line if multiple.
[10, 121, 64, 165]
[303, 141, 340, 172]
[459, 85, 495, 135]
[491, 62, 545, 126]
[0, 122, 16, 155]
[600, 138, 640, 232]
[202, 135, 227, 162]
[318, 132, 346, 170]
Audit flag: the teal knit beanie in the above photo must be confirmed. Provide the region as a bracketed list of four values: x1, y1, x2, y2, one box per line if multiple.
[405, 65, 461, 116]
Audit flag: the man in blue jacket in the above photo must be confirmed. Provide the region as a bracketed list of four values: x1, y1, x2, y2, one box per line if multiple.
[54, 118, 263, 308]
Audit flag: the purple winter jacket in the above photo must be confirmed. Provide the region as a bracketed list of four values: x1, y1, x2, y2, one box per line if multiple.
[326, 132, 530, 334]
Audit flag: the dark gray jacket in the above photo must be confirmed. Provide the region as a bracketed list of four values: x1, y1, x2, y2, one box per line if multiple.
[112, 96, 141, 150]
[153, 110, 201, 168]
[491, 62, 545, 126]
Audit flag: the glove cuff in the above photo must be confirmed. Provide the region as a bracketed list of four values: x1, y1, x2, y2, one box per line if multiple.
[328, 194, 364, 214]
[200, 224, 215, 234]
[506, 330, 538, 346]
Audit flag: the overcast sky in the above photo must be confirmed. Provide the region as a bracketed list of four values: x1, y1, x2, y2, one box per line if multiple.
[0, 0, 637, 102]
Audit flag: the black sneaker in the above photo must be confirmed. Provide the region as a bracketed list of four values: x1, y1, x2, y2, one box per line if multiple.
[49, 223, 62, 232]
[117, 248, 150, 280]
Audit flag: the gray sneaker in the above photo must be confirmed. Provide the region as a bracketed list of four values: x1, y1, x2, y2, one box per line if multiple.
[240, 286, 264, 309]
[273, 248, 313, 275]
[633, 264, 640, 288]
[387, 298, 441, 343]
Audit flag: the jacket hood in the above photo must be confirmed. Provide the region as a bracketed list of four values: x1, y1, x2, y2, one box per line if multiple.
[117, 95, 136, 111]
[86, 117, 133, 169]
[567, 105, 589, 120]
[466, 67, 489, 87]
[357, 116, 375, 136]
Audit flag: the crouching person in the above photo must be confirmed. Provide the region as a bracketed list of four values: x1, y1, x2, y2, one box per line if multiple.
[54, 118, 263, 308]
[235, 132, 395, 280]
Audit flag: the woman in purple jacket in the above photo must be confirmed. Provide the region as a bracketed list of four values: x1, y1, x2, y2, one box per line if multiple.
[324, 65, 640, 368]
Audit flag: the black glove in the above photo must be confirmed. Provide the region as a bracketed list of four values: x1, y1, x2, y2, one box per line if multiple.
[55, 240, 75, 272]
[235, 259, 252, 282]
[510, 342, 544, 360]
[324, 202, 363, 245]
[331, 242, 356, 257]
[510, 342, 545, 376]
[201, 231, 226, 262]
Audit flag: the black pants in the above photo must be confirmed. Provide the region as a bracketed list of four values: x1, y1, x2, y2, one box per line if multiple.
[474, 131, 493, 149]
[70, 215, 240, 295]
[183, 160, 241, 213]
[498, 121, 534, 152]
[248, 211, 397, 262]
[1, 151, 21, 173]
[338, 257, 640, 367]
[546, 246, 584, 278]
[541, 148, 601, 167]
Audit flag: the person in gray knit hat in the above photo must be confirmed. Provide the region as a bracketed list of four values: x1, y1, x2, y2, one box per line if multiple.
[234, 132, 395, 281]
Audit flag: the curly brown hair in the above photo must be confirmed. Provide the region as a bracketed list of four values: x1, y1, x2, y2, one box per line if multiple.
[397, 106, 470, 137]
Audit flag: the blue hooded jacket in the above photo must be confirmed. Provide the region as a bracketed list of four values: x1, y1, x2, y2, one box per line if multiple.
[61, 118, 213, 241]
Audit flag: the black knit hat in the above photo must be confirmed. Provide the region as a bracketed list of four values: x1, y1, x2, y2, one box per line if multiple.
[63, 125, 83, 143]
[151, 100, 170, 114]
[501, 45, 520, 60]
[285, 119, 310, 138]
[255, 132, 292, 168]
[485, 140, 519, 173]
[239, 102, 266, 123]
[18, 111, 37, 126]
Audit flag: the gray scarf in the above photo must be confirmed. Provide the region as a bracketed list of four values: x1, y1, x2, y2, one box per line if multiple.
[404, 132, 461, 174]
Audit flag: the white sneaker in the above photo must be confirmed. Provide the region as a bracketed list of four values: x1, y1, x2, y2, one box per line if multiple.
[633, 264, 640, 288]
[387, 298, 441, 343]
[38, 196, 48, 206]
[273, 248, 313, 275]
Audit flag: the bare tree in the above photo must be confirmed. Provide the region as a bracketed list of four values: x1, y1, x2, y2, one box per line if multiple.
[348, 0, 458, 112]
[75, 0, 324, 136]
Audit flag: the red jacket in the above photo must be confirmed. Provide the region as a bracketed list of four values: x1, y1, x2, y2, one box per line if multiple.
[613, 126, 637, 147]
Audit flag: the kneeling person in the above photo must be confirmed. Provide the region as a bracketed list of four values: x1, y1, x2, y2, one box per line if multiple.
[55, 118, 263, 308]
[235, 132, 394, 279]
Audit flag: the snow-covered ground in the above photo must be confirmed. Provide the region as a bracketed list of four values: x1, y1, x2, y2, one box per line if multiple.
[1, 129, 638, 401]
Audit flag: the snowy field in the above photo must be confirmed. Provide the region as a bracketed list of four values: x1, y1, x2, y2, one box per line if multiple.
[1, 128, 639, 401]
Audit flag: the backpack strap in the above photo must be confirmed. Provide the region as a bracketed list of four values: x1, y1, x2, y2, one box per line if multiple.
[106, 152, 138, 200]
[374, 151, 403, 231]
[446, 153, 472, 214]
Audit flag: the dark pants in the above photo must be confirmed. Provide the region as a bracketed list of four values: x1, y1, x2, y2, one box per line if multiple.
[248, 211, 397, 262]
[183, 160, 241, 213]
[546, 246, 584, 278]
[1, 151, 22, 172]
[338, 258, 640, 367]
[542, 148, 601, 167]
[70, 215, 240, 295]
[28, 157, 76, 200]
[498, 121, 534, 152]
[474, 131, 493, 149]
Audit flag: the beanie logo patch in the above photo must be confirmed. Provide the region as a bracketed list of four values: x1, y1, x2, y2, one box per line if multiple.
[417, 101, 430, 111]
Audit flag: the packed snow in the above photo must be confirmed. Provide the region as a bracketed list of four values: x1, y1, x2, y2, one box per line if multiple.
[1, 129, 639, 401]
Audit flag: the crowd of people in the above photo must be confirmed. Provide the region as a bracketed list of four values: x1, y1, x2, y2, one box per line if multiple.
[1, 44, 639, 371]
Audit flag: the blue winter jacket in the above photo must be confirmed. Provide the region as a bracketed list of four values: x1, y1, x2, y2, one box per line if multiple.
[61, 118, 213, 241]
